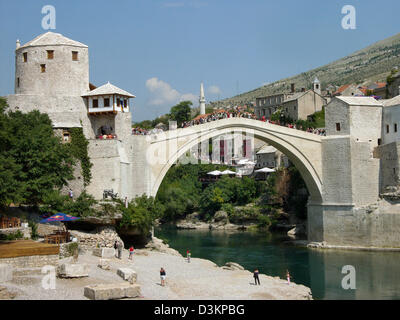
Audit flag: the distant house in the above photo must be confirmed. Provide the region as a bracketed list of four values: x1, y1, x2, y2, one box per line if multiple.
[255, 145, 289, 169]
[387, 72, 400, 98]
[255, 79, 326, 121]
[358, 82, 387, 99]
[332, 84, 364, 97]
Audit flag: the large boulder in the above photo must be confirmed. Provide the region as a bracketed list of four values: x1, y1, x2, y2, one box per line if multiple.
[287, 224, 306, 237]
[117, 268, 137, 283]
[213, 210, 229, 223]
[84, 283, 141, 300]
[0, 264, 13, 283]
[97, 259, 111, 270]
[222, 262, 245, 271]
[58, 263, 89, 278]
[93, 247, 115, 258]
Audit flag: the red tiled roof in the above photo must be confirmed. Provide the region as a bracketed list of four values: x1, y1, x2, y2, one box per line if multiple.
[333, 84, 351, 95]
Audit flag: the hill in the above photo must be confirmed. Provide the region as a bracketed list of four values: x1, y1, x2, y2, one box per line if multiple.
[209, 33, 400, 109]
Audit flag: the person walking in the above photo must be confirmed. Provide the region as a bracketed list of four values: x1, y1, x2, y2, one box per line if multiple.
[160, 268, 166, 287]
[129, 246, 135, 260]
[253, 269, 260, 285]
[68, 189, 74, 200]
[186, 250, 191, 263]
[117, 241, 123, 259]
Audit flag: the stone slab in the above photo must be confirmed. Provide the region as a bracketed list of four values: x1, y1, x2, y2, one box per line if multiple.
[58, 263, 89, 278]
[117, 268, 137, 283]
[0, 264, 13, 283]
[97, 259, 111, 270]
[92, 248, 115, 258]
[84, 283, 141, 300]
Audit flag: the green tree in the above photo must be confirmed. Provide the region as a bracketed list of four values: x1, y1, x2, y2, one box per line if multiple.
[169, 101, 192, 126]
[0, 98, 75, 206]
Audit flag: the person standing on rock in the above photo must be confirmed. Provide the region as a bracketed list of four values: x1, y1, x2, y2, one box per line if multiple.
[253, 269, 260, 285]
[160, 267, 166, 286]
[186, 249, 191, 263]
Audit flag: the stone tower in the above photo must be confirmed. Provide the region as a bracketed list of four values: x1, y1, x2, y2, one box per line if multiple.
[199, 82, 206, 115]
[14, 32, 89, 96]
[313, 77, 321, 95]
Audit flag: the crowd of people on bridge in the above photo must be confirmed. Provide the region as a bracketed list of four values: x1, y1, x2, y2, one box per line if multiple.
[132, 108, 326, 136]
[181, 109, 256, 128]
[260, 116, 326, 136]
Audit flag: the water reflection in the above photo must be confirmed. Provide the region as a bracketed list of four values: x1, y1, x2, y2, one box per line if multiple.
[155, 226, 400, 300]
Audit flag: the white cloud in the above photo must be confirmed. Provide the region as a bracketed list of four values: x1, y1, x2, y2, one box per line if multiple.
[162, 2, 185, 8]
[208, 85, 222, 95]
[145, 77, 197, 107]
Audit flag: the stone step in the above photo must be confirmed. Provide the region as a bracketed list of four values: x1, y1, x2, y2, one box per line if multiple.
[84, 283, 141, 300]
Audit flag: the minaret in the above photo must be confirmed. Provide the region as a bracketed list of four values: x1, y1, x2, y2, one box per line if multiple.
[199, 82, 206, 115]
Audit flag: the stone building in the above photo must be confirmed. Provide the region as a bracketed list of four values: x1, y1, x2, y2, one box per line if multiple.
[255, 79, 326, 121]
[332, 84, 364, 97]
[7, 32, 135, 200]
[255, 145, 289, 169]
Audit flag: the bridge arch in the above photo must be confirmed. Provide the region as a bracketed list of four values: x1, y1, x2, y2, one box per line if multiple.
[148, 118, 323, 203]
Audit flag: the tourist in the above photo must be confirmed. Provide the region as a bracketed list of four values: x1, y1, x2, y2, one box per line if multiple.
[68, 188, 73, 200]
[286, 270, 291, 285]
[253, 269, 260, 285]
[186, 249, 191, 263]
[129, 246, 135, 260]
[160, 267, 166, 286]
[114, 240, 118, 257]
[117, 241, 123, 259]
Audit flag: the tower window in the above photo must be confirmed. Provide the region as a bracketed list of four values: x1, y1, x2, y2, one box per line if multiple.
[17, 77, 20, 88]
[23, 52, 27, 62]
[40, 64, 46, 73]
[63, 130, 71, 143]
[72, 51, 78, 61]
[93, 99, 98, 108]
[387, 125, 390, 134]
[47, 50, 54, 59]
[395, 123, 398, 133]
[336, 123, 341, 131]
[104, 98, 110, 107]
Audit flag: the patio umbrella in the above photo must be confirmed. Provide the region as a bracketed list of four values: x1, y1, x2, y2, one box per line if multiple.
[255, 167, 276, 173]
[40, 213, 80, 236]
[40, 213, 80, 224]
[221, 169, 236, 175]
[207, 170, 222, 176]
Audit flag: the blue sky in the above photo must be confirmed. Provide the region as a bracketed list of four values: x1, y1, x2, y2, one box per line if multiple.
[1, 0, 400, 121]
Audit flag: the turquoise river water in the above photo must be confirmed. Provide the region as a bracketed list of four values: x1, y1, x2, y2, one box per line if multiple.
[155, 226, 400, 300]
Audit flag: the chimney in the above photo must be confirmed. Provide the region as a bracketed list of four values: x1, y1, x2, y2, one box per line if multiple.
[290, 83, 295, 93]
[16, 39, 20, 49]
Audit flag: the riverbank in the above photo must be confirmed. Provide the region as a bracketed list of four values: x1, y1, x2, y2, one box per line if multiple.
[0, 237, 312, 300]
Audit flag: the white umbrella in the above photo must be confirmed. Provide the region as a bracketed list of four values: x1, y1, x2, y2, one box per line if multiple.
[245, 161, 256, 166]
[255, 167, 275, 173]
[237, 159, 249, 165]
[207, 170, 222, 176]
[221, 169, 236, 175]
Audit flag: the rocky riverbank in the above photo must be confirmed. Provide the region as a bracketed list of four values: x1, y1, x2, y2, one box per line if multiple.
[0, 236, 312, 300]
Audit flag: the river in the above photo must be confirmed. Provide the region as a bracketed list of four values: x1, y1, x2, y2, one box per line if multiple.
[155, 225, 400, 300]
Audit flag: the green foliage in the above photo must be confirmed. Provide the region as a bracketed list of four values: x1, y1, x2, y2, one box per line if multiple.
[0, 98, 75, 207]
[66, 128, 92, 186]
[0, 230, 24, 241]
[28, 221, 39, 240]
[39, 190, 97, 218]
[257, 215, 272, 228]
[169, 101, 192, 126]
[118, 195, 162, 234]
[66, 242, 79, 257]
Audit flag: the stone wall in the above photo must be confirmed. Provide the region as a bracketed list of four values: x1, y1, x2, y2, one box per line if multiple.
[37, 223, 64, 237]
[70, 226, 124, 251]
[0, 254, 59, 268]
[0, 227, 31, 239]
[374, 142, 400, 192]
